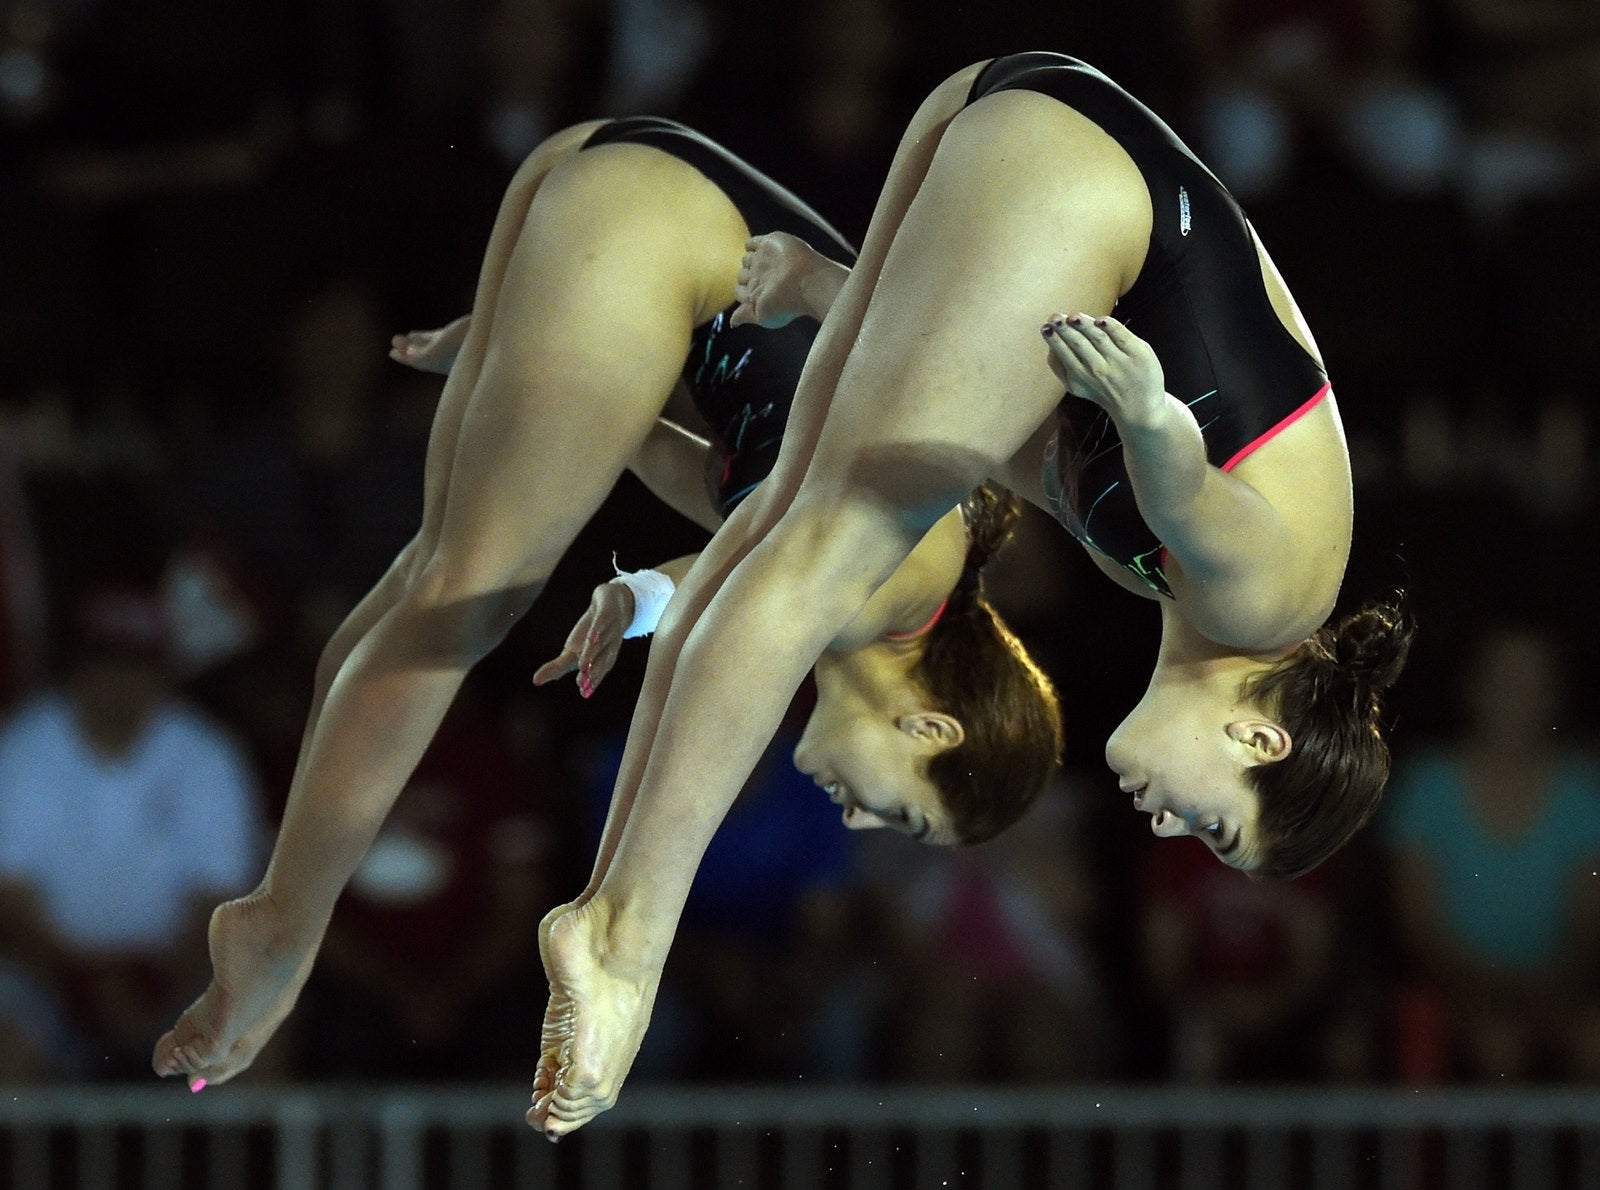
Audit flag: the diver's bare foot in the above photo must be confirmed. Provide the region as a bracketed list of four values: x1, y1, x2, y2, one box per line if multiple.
[388, 314, 471, 375]
[526, 899, 661, 1140]
[151, 891, 324, 1089]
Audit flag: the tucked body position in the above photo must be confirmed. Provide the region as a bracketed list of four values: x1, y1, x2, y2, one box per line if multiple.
[530, 52, 1412, 1137]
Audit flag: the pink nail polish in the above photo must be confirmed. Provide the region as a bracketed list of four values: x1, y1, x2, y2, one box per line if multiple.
[190, 1078, 207, 1093]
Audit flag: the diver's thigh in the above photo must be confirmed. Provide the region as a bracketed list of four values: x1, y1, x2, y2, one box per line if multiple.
[807, 89, 1147, 511]
[423, 147, 740, 591]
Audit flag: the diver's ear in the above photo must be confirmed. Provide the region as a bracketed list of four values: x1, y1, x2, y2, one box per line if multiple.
[898, 711, 965, 750]
[1227, 718, 1292, 765]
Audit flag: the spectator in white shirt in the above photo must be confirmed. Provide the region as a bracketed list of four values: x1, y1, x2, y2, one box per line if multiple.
[0, 585, 263, 1079]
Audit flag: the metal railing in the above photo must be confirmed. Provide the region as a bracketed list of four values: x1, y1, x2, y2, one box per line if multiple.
[3, 1083, 1599, 1189]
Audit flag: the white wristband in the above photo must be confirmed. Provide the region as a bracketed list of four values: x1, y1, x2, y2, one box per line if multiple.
[610, 565, 676, 639]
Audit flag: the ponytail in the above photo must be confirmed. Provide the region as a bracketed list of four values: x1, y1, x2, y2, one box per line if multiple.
[1243, 597, 1416, 879]
[916, 484, 1062, 844]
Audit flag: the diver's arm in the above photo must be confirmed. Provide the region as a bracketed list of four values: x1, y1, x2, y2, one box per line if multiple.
[1046, 314, 1303, 639]
[627, 418, 722, 533]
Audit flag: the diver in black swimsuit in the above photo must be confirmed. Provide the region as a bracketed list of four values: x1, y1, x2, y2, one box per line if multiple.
[529, 51, 1415, 1141]
[153, 115, 1061, 1097]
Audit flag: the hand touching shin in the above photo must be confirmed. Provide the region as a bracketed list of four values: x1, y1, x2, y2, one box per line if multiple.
[1043, 313, 1167, 427]
[1042, 312, 1210, 532]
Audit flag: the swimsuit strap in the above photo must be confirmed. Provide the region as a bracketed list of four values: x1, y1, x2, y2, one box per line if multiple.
[885, 597, 949, 642]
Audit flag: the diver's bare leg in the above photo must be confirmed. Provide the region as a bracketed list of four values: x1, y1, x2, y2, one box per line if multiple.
[154, 134, 736, 1087]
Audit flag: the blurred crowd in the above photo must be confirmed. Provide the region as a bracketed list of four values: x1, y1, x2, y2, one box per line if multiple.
[1, 0, 1599, 1090]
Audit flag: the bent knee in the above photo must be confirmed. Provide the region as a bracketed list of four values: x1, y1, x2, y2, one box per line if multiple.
[397, 553, 548, 663]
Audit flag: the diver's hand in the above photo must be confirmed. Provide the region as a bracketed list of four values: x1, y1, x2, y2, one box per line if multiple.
[532, 581, 635, 698]
[389, 314, 471, 375]
[731, 233, 839, 328]
[1043, 313, 1167, 429]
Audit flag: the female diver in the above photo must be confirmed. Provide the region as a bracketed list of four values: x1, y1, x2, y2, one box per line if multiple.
[151, 116, 1060, 1092]
[530, 52, 1413, 1137]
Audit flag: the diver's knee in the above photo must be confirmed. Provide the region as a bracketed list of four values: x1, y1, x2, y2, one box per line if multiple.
[400, 552, 545, 664]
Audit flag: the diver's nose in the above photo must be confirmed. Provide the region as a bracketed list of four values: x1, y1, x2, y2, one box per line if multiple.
[1149, 808, 1188, 838]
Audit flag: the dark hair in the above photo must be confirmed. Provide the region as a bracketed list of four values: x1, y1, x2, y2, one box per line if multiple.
[1242, 598, 1415, 879]
[915, 484, 1064, 844]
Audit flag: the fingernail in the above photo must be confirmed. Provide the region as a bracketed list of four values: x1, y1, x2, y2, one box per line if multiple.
[1094, 318, 1107, 327]
[190, 1078, 207, 1093]
[588, 632, 600, 646]
[1040, 323, 1054, 337]
[580, 679, 593, 699]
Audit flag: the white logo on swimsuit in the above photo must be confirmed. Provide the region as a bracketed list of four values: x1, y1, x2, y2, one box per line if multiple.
[1178, 187, 1192, 236]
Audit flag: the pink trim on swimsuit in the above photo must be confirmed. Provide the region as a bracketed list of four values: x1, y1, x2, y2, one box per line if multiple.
[1157, 381, 1332, 573]
[885, 597, 949, 641]
[1219, 381, 1331, 473]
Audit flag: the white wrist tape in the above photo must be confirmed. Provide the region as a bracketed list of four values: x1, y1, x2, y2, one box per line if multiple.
[609, 564, 676, 639]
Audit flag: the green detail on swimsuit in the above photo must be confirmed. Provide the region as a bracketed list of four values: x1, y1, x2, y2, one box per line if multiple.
[1129, 548, 1172, 597]
[694, 312, 753, 388]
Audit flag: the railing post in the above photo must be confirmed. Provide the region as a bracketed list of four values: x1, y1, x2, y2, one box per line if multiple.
[1114, 1127, 1158, 1190]
[1310, 1128, 1357, 1190]
[1245, 1127, 1290, 1190]
[979, 1127, 1025, 1188]
[717, 1123, 762, 1190]
[12, 1125, 50, 1190]
[378, 1096, 424, 1190]
[1047, 1128, 1092, 1189]
[1179, 1126, 1223, 1190]
[1509, 1126, 1554, 1190]
[77, 1123, 115, 1190]
[142, 1123, 184, 1189]
[780, 1128, 824, 1188]
[275, 1093, 322, 1190]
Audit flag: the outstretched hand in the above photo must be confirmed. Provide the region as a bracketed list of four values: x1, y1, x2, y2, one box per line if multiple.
[389, 314, 471, 375]
[532, 581, 636, 698]
[730, 233, 827, 329]
[1042, 313, 1167, 427]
